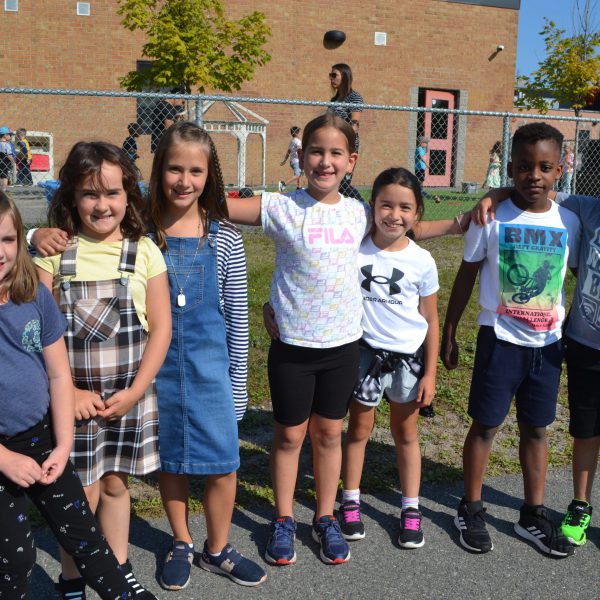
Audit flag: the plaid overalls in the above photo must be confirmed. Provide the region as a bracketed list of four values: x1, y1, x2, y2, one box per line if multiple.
[58, 236, 159, 486]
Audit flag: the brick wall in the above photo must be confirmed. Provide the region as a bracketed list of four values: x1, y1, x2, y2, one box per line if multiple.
[0, 0, 519, 188]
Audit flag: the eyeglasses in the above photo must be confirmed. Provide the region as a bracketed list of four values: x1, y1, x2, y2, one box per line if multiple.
[328, 72, 339, 79]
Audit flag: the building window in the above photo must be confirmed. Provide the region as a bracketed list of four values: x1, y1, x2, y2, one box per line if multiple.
[4, 0, 18, 12]
[76, 2, 91, 16]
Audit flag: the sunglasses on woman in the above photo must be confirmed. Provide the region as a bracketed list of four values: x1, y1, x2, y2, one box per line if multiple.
[328, 72, 339, 79]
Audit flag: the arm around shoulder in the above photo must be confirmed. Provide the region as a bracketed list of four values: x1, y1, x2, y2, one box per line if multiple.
[226, 195, 262, 226]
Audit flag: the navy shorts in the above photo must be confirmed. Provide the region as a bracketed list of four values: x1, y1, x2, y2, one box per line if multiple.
[468, 326, 563, 428]
[564, 336, 600, 439]
[268, 339, 360, 426]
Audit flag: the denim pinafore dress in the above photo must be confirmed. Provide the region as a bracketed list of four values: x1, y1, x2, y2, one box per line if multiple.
[156, 219, 240, 475]
[58, 236, 160, 486]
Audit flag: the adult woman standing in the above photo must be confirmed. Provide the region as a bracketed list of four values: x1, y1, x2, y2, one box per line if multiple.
[329, 64, 364, 199]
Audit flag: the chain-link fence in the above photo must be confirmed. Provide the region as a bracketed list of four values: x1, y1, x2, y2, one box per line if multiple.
[1, 87, 599, 219]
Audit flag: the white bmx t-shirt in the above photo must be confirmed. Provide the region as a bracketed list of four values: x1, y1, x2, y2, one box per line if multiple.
[464, 198, 580, 347]
[359, 237, 439, 354]
[262, 189, 370, 348]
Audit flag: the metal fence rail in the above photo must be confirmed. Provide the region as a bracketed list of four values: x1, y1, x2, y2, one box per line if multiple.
[1, 87, 599, 218]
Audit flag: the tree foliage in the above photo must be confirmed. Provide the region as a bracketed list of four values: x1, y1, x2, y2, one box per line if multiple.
[516, 17, 600, 115]
[118, 0, 271, 93]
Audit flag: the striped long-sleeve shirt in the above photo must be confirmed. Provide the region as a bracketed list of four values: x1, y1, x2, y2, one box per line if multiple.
[215, 223, 249, 420]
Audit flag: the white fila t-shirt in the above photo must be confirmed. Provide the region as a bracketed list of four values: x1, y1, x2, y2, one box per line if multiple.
[359, 236, 439, 354]
[262, 189, 370, 348]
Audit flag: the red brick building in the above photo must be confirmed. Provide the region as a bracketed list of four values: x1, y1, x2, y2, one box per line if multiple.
[0, 0, 520, 187]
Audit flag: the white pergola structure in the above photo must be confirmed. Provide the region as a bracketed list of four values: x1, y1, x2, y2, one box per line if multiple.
[199, 101, 269, 189]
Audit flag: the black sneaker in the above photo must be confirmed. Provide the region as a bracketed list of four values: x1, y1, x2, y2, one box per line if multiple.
[454, 497, 493, 553]
[55, 575, 86, 599]
[337, 500, 365, 540]
[514, 504, 574, 558]
[121, 560, 158, 598]
[398, 507, 425, 549]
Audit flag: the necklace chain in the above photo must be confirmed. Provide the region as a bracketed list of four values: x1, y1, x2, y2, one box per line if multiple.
[164, 223, 202, 307]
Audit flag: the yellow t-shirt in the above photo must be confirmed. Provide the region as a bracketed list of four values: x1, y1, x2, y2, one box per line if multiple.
[34, 235, 167, 331]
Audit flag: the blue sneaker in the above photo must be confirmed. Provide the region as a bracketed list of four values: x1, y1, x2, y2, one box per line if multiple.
[312, 515, 351, 564]
[159, 539, 194, 590]
[199, 541, 267, 587]
[265, 516, 297, 565]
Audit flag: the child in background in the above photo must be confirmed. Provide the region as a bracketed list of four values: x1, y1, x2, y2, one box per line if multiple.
[278, 126, 303, 192]
[235, 113, 465, 566]
[442, 122, 579, 558]
[122, 122, 141, 171]
[14, 128, 33, 185]
[148, 121, 266, 590]
[337, 167, 438, 549]
[0, 126, 15, 191]
[560, 142, 575, 194]
[0, 192, 136, 600]
[35, 141, 171, 599]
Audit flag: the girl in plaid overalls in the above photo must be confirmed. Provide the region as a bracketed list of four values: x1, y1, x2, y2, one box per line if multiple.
[148, 122, 266, 589]
[35, 142, 171, 599]
[0, 191, 138, 600]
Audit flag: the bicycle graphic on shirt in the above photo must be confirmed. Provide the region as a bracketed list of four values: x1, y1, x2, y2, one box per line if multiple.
[506, 260, 552, 304]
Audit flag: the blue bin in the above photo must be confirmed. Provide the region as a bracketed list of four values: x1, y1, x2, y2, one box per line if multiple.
[38, 179, 61, 203]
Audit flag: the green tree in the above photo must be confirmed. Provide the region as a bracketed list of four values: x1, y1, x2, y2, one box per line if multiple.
[118, 0, 271, 93]
[515, 14, 600, 115]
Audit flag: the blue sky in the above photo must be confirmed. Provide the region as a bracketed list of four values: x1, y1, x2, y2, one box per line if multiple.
[517, 0, 598, 75]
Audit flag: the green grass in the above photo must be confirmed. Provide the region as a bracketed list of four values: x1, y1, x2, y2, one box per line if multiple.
[125, 231, 574, 516]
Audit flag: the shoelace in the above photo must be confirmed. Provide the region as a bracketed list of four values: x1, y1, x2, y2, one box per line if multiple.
[403, 516, 421, 531]
[273, 520, 294, 543]
[341, 507, 361, 523]
[321, 518, 344, 542]
[565, 506, 587, 526]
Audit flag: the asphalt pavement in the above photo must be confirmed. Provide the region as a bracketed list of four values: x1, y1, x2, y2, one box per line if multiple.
[31, 468, 599, 600]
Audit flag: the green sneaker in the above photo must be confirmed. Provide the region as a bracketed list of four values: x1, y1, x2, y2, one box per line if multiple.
[561, 499, 592, 546]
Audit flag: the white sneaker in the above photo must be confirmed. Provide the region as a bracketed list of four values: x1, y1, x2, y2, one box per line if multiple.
[278, 180, 286, 193]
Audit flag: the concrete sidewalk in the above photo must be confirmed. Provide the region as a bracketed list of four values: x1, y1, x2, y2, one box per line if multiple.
[31, 468, 599, 599]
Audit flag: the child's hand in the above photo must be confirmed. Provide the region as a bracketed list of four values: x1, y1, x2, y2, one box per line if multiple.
[280, 160, 286, 166]
[75, 389, 104, 421]
[415, 374, 435, 406]
[472, 196, 495, 226]
[441, 334, 459, 370]
[0, 450, 43, 487]
[39, 447, 70, 485]
[262, 302, 280, 340]
[32, 228, 69, 257]
[98, 389, 138, 421]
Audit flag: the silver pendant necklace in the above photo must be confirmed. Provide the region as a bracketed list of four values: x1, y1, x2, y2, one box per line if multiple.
[165, 223, 202, 308]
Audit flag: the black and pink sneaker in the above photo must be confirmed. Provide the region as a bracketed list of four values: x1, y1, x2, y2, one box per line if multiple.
[398, 508, 425, 549]
[338, 500, 365, 540]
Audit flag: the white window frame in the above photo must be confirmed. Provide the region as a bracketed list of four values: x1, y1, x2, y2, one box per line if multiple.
[76, 2, 91, 16]
[4, 0, 18, 12]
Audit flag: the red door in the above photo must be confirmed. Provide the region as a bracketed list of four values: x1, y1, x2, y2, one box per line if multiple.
[423, 90, 455, 187]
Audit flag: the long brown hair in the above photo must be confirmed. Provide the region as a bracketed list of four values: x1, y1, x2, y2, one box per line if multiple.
[147, 121, 228, 249]
[0, 191, 38, 304]
[331, 63, 353, 100]
[48, 141, 146, 240]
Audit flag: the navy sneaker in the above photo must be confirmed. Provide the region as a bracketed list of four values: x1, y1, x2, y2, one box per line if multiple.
[312, 515, 351, 564]
[199, 541, 267, 586]
[265, 516, 297, 565]
[159, 539, 194, 590]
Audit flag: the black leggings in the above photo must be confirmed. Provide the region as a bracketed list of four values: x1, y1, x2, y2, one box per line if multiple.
[0, 417, 132, 600]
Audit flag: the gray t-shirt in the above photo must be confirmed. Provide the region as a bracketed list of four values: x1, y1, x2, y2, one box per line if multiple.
[0, 284, 67, 437]
[556, 192, 600, 349]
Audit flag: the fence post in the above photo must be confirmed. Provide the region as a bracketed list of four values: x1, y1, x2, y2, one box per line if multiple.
[501, 115, 510, 186]
[195, 95, 204, 127]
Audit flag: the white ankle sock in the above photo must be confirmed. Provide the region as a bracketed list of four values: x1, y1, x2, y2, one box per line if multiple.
[342, 488, 360, 504]
[402, 496, 419, 510]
